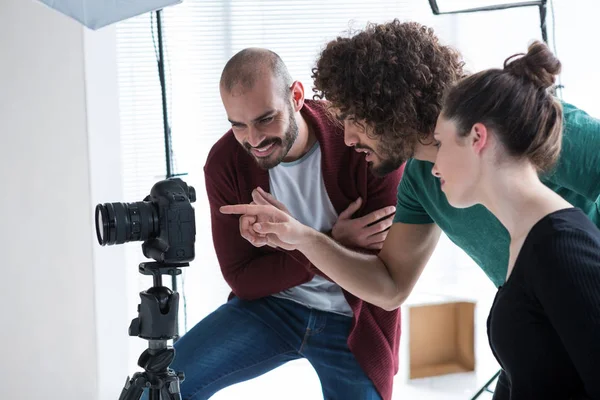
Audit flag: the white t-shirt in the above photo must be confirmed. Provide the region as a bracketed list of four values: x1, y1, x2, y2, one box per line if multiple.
[269, 142, 353, 317]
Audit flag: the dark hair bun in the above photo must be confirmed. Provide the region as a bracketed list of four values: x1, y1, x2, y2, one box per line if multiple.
[503, 41, 561, 89]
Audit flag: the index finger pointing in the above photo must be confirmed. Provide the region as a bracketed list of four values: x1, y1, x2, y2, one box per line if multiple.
[220, 204, 277, 216]
[220, 204, 250, 215]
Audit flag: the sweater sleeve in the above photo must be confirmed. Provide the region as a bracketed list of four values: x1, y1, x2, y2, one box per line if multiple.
[362, 162, 404, 217]
[532, 228, 600, 398]
[205, 169, 314, 300]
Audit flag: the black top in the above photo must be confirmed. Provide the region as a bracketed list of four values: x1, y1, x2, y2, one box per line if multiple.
[487, 208, 600, 400]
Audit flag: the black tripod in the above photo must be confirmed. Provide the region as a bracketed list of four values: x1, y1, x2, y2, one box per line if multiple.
[119, 262, 188, 400]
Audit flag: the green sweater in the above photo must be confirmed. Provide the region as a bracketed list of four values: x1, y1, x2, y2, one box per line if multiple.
[394, 101, 600, 287]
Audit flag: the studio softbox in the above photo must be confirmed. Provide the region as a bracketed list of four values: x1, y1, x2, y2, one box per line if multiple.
[37, 0, 182, 30]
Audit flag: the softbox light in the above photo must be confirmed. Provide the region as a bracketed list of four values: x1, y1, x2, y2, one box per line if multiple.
[37, 0, 182, 30]
[428, 0, 548, 43]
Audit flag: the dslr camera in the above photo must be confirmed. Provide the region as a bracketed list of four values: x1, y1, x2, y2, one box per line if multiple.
[95, 177, 196, 263]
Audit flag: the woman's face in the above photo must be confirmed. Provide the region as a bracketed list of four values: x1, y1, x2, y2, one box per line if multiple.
[431, 115, 485, 208]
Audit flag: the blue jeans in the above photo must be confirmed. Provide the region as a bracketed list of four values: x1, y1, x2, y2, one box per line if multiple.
[142, 296, 381, 400]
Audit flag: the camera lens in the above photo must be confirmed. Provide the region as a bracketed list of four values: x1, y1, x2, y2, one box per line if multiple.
[95, 201, 159, 246]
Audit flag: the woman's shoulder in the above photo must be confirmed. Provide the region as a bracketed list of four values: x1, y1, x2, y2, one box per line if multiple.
[526, 208, 600, 274]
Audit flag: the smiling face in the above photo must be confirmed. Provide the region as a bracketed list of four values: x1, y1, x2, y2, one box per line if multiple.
[342, 116, 408, 176]
[431, 115, 487, 208]
[221, 74, 298, 170]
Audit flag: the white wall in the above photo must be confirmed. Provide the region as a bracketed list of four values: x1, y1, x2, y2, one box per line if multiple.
[0, 1, 129, 399]
[84, 18, 131, 400]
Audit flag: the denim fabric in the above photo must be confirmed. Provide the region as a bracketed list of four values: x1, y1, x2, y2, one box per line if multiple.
[141, 296, 380, 400]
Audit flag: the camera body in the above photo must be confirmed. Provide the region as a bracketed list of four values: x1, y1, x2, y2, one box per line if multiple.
[95, 177, 196, 264]
[142, 178, 196, 263]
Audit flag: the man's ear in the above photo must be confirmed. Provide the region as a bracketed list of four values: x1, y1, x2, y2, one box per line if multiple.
[470, 122, 489, 155]
[290, 81, 305, 112]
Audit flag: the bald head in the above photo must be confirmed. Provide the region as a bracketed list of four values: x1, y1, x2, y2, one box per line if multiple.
[220, 48, 293, 99]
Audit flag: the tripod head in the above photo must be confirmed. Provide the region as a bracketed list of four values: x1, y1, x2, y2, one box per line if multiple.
[129, 262, 188, 341]
[119, 262, 189, 400]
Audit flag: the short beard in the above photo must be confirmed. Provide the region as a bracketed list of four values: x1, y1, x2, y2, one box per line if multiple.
[371, 156, 405, 177]
[370, 139, 414, 177]
[245, 105, 299, 170]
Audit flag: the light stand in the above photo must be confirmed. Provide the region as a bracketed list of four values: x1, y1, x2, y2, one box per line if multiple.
[153, 8, 183, 341]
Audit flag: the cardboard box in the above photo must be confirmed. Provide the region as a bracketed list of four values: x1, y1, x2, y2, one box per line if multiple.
[400, 294, 476, 380]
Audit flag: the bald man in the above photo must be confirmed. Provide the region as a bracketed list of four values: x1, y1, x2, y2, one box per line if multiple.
[153, 49, 402, 400]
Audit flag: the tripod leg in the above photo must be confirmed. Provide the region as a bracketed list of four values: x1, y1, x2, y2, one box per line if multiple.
[160, 383, 182, 400]
[119, 373, 148, 400]
[149, 388, 161, 400]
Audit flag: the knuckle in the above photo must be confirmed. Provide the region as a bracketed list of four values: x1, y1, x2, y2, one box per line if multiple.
[368, 214, 380, 224]
[376, 221, 388, 231]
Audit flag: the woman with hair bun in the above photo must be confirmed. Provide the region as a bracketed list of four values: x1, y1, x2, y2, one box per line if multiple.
[432, 41, 600, 399]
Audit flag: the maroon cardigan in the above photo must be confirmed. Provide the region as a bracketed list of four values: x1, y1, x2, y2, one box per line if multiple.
[204, 100, 404, 400]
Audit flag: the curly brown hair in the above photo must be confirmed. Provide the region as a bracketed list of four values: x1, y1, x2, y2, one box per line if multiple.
[312, 20, 465, 160]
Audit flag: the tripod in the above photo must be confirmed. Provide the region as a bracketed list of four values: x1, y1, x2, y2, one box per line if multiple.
[119, 262, 188, 400]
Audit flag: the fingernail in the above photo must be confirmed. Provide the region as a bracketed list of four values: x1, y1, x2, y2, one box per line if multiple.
[254, 223, 262, 231]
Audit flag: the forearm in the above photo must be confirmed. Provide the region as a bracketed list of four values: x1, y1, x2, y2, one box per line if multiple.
[220, 251, 314, 300]
[297, 231, 405, 310]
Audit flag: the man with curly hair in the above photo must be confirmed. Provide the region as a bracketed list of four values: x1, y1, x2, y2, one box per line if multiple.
[312, 20, 464, 177]
[221, 20, 600, 398]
